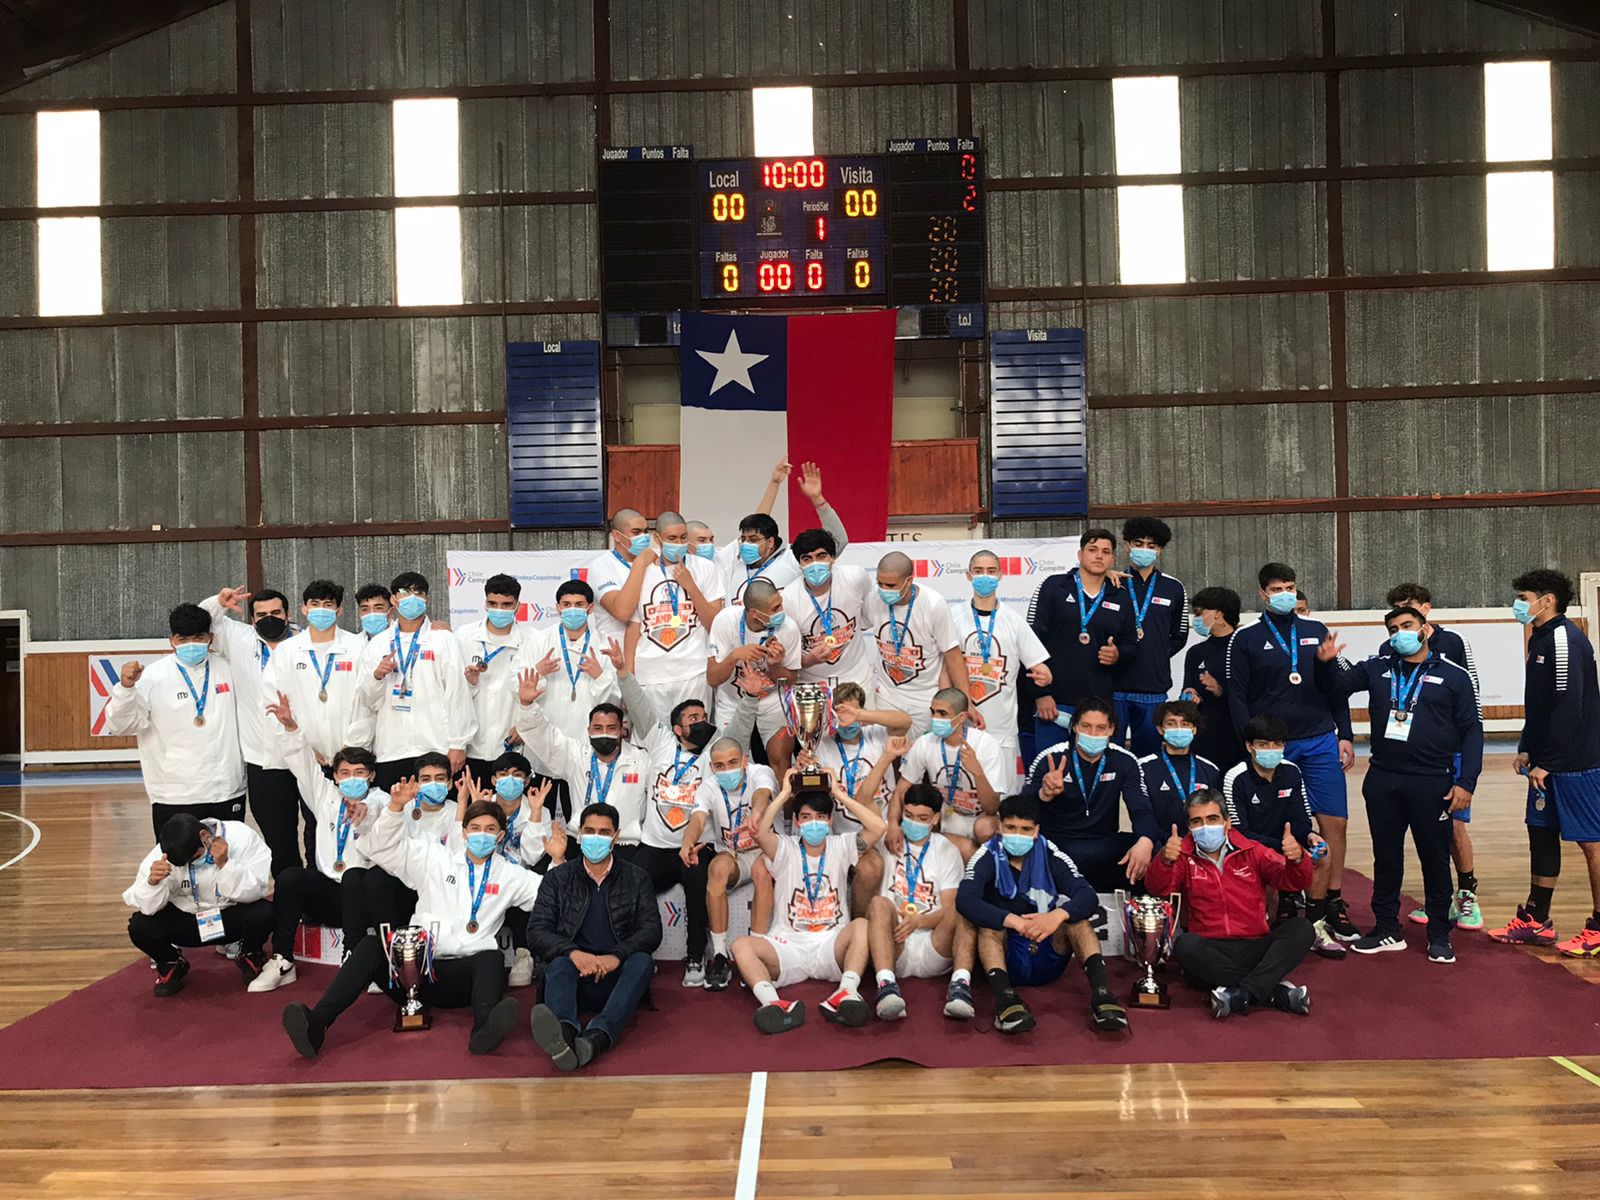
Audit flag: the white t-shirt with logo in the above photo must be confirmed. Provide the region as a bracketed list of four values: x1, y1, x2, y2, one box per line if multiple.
[717, 543, 803, 606]
[897, 726, 1009, 839]
[813, 725, 896, 832]
[707, 605, 803, 718]
[949, 600, 1049, 749]
[861, 583, 960, 716]
[877, 832, 966, 913]
[585, 548, 640, 647]
[781, 563, 877, 689]
[766, 832, 860, 934]
[633, 555, 725, 685]
[694, 763, 779, 854]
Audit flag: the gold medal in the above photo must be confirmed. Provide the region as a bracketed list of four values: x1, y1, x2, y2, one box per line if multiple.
[902, 901, 918, 916]
[193, 715, 206, 728]
[823, 634, 838, 648]
[670, 615, 684, 628]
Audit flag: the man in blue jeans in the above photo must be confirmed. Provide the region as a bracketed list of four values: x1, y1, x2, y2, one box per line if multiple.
[528, 803, 662, 1070]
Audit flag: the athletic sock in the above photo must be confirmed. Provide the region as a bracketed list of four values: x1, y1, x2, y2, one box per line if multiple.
[875, 969, 896, 987]
[985, 967, 1011, 1000]
[1082, 952, 1109, 995]
[753, 981, 780, 1007]
[839, 970, 862, 997]
[1591, 910, 1600, 929]
[1527, 886, 1554, 923]
[710, 930, 729, 956]
[1306, 897, 1328, 921]
[1326, 888, 1342, 903]
[951, 968, 971, 986]
[1457, 870, 1478, 894]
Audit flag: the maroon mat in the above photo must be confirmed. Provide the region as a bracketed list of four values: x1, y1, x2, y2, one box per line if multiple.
[4, 875, 1598, 1090]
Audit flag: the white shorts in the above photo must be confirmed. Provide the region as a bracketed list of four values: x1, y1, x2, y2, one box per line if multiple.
[940, 807, 980, 841]
[761, 926, 846, 988]
[753, 693, 789, 745]
[992, 735, 1021, 794]
[715, 846, 760, 887]
[639, 677, 711, 727]
[894, 928, 953, 979]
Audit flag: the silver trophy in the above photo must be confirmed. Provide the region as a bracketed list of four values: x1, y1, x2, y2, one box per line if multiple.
[782, 681, 836, 791]
[381, 922, 438, 1032]
[1115, 891, 1181, 1009]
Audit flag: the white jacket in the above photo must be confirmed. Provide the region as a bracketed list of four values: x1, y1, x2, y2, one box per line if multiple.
[454, 618, 531, 760]
[200, 596, 293, 769]
[102, 654, 247, 806]
[122, 819, 271, 915]
[522, 620, 620, 769]
[280, 725, 382, 878]
[263, 626, 367, 761]
[513, 698, 649, 844]
[348, 619, 477, 759]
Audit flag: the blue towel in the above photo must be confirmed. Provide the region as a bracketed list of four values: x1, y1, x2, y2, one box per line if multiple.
[986, 833, 1056, 914]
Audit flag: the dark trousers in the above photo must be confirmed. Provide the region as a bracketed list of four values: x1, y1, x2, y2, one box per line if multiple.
[505, 906, 530, 952]
[1056, 833, 1138, 894]
[1173, 918, 1314, 1004]
[354, 865, 419, 937]
[247, 763, 305, 876]
[375, 758, 420, 791]
[542, 951, 654, 1046]
[631, 842, 712, 962]
[272, 865, 355, 959]
[128, 900, 274, 967]
[1364, 765, 1455, 940]
[151, 796, 245, 840]
[311, 935, 506, 1032]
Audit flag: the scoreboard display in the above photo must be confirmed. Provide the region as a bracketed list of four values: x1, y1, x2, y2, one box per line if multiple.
[599, 138, 983, 343]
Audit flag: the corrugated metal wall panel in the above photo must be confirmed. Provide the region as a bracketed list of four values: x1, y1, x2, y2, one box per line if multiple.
[460, 97, 596, 193]
[609, 91, 753, 157]
[1183, 182, 1328, 280]
[259, 533, 509, 605]
[0, 326, 243, 423]
[1154, 513, 1338, 612]
[103, 215, 240, 311]
[510, 528, 604, 551]
[257, 210, 394, 308]
[101, 108, 239, 204]
[986, 190, 1118, 288]
[460, 204, 597, 303]
[988, 518, 1081, 540]
[0, 116, 37, 207]
[1345, 283, 1600, 388]
[1333, 0, 1594, 56]
[5, 2, 237, 100]
[0, 222, 35, 318]
[1350, 506, 1600, 609]
[1340, 67, 1485, 167]
[813, 85, 960, 155]
[970, 83, 1115, 180]
[1181, 73, 1326, 172]
[1341, 176, 1487, 275]
[1087, 403, 1335, 504]
[1553, 63, 1600, 159]
[1348, 393, 1600, 496]
[254, 103, 393, 200]
[1556, 172, 1600, 269]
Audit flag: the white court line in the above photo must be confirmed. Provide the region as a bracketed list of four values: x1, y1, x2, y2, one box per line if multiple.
[734, 1070, 768, 1200]
[0, 811, 41, 871]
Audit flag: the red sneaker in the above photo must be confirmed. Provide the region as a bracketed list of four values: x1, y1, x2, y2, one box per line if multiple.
[1486, 905, 1557, 945]
[1554, 921, 1600, 958]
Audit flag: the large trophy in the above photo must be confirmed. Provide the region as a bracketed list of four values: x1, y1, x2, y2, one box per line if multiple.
[782, 682, 836, 793]
[1114, 890, 1181, 1009]
[381, 922, 439, 1032]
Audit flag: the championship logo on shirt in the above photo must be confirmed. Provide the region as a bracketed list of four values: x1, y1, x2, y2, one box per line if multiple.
[652, 771, 699, 833]
[722, 818, 758, 852]
[734, 655, 778, 699]
[875, 622, 926, 686]
[802, 610, 856, 664]
[643, 580, 698, 651]
[890, 857, 940, 913]
[962, 633, 1008, 705]
[787, 880, 843, 932]
[935, 764, 980, 816]
[833, 757, 893, 822]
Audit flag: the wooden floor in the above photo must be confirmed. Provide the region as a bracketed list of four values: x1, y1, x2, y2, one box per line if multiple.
[1, 756, 1598, 1199]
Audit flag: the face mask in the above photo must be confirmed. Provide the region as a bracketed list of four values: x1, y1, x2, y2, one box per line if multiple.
[1192, 823, 1227, 853]
[396, 595, 428, 621]
[1129, 547, 1159, 569]
[1253, 748, 1284, 770]
[1076, 732, 1109, 757]
[683, 720, 715, 752]
[1511, 598, 1535, 625]
[764, 611, 786, 631]
[1194, 615, 1212, 636]
[174, 642, 209, 667]
[418, 781, 450, 806]
[1001, 833, 1036, 858]
[1389, 629, 1423, 656]
[361, 612, 390, 636]
[589, 735, 620, 758]
[1162, 727, 1195, 749]
[580, 833, 613, 863]
[465, 831, 500, 859]
[930, 716, 955, 739]
[1053, 712, 1074, 729]
[493, 776, 526, 801]
[715, 768, 745, 791]
[901, 817, 931, 843]
[835, 721, 861, 740]
[799, 820, 831, 847]
[628, 533, 653, 557]
[336, 776, 370, 800]
[662, 542, 687, 562]
[738, 542, 763, 565]
[877, 586, 902, 606]
[254, 616, 288, 642]
[306, 607, 338, 631]
[802, 562, 832, 587]
[559, 608, 589, 632]
[693, 543, 716, 560]
[971, 574, 1000, 598]
[1266, 591, 1297, 616]
[485, 608, 516, 630]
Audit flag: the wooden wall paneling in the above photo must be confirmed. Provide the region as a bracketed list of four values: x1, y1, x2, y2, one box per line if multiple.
[23, 653, 138, 753]
[889, 438, 980, 516]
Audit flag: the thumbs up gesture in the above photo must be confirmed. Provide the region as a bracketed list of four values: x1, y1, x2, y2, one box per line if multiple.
[1098, 636, 1119, 666]
[1281, 822, 1303, 863]
[1161, 823, 1183, 864]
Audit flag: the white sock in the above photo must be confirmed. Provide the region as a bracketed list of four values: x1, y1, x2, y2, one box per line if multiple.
[711, 930, 729, 956]
[753, 981, 780, 1007]
[951, 968, 971, 985]
[840, 970, 862, 996]
[876, 969, 896, 987]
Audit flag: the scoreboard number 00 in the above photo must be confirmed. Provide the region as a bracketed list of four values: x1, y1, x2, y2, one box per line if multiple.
[711, 192, 746, 221]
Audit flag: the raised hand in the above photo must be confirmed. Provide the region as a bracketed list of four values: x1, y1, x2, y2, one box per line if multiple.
[770, 457, 793, 485]
[1281, 822, 1303, 863]
[798, 460, 824, 502]
[205, 835, 229, 867]
[530, 777, 554, 814]
[1317, 634, 1344, 663]
[148, 857, 173, 885]
[600, 638, 626, 672]
[1161, 823, 1183, 864]
[388, 776, 418, 812]
[671, 562, 694, 587]
[1098, 637, 1119, 666]
[120, 660, 144, 688]
[545, 822, 568, 864]
[884, 734, 910, 760]
[1026, 663, 1053, 688]
[217, 585, 251, 613]
[374, 653, 397, 681]
[833, 697, 861, 727]
[535, 648, 560, 678]
[516, 668, 544, 706]
[580, 648, 604, 679]
[1040, 754, 1067, 801]
[959, 743, 980, 774]
[264, 690, 297, 732]
[763, 639, 785, 663]
[1199, 670, 1222, 696]
[344, 800, 370, 825]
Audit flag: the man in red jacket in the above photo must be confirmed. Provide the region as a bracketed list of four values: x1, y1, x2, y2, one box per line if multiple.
[1144, 787, 1315, 1019]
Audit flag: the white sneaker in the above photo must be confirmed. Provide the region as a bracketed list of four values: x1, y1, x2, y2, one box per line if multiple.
[682, 959, 706, 988]
[508, 948, 535, 988]
[247, 953, 297, 993]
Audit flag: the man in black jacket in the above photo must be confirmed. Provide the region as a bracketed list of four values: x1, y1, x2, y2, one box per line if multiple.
[527, 803, 662, 1070]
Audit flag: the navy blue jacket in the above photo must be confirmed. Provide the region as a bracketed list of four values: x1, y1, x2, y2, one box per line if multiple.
[1020, 740, 1158, 845]
[1377, 623, 1479, 700]
[1328, 653, 1484, 788]
[1221, 759, 1314, 847]
[1182, 635, 1242, 770]
[1024, 569, 1138, 709]
[1115, 569, 1189, 695]
[1137, 749, 1222, 835]
[1521, 616, 1600, 773]
[1224, 613, 1341, 743]
[956, 838, 1100, 929]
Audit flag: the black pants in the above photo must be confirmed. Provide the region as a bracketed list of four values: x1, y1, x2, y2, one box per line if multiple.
[247, 763, 305, 876]
[1057, 833, 1138, 894]
[311, 935, 505, 1032]
[128, 900, 274, 967]
[272, 865, 355, 959]
[1364, 764, 1455, 940]
[375, 758, 420, 791]
[1173, 918, 1314, 1004]
[151, 796, 245, 840]
[631, 843, 713, 962]
[356, 865, 419, 936]
[505, 906, 530, 952]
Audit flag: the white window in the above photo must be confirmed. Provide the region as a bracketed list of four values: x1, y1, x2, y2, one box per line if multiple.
[752, 86, 814, 157]
[35, 110, 102, 316]
[1486, 171, 1554, 270]
[391, 99, 462, 305]
[1484, 62, 1553, 271]
[1111, 76, 1182, 176]
[1116, 185, 1187, 285]
[1483, 61, 1552, 163]
[1112, 77, 1185, 284]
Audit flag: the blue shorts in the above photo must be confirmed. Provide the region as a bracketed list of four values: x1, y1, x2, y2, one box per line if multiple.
[1005, 930, 1070, 987]
[1287, 730, 1347, 819]
[1114, 693, 1165, 759]
[1450, 752, 1470, 822]
[1526, 768, 1600, 843]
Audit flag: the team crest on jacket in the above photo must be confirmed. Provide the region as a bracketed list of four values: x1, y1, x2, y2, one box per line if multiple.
[875, 622, 926, 686]
[802, 610, 856, 664]
[643, 581, 698, 651]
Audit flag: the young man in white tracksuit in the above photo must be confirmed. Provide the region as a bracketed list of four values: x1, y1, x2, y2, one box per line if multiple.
[455, 572, 533, 786]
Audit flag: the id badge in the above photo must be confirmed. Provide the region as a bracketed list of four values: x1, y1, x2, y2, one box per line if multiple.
[391, 684, 413, 714]
[195, 907, 226, 943]
[1384, 712, 1412, 742]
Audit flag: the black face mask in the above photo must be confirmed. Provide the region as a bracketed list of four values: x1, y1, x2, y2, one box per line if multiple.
[589, 735, 621, 758]
[682, 720, 715, 753]
[254, 616, 289, 642]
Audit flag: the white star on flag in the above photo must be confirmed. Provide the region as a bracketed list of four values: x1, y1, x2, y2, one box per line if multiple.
[695, 329, 769, 395]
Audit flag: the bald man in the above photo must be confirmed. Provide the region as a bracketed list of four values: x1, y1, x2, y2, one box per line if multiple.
[585, 508, 660, 647]
[626, 509, 726, 719]
[862, 552, 970, 739]
[708, 578, 803, 776]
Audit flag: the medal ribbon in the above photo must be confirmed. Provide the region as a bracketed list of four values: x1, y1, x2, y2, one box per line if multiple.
[175, 659, 211, 724]
[587, 752, 619, 807]
[1390, 656, 1430, 714]
[335, 804, 354, 863]
[1128, 570, 1160, 632]
[970, 604, 997, 664]
[886, 586, 918, 659]
[465, 855, 492, 930]
[670, 745, 697, 785]
[1160, 749, 1194, 798]
[1073, 570, 1106, 635]
[834, 733, 864, 795]
[390, 621, 426, 695]
[902, 838, 931, 907]
[479, 640, 511, 668]
[1261, 614, 1300, 680]
[800, 841, 829, 907]
[658, 561, 680, 617]
[307, 648, 338, 694]
[560, 627, 593, 694]
[939, 733, 967, 811]
[1072, 750, 1106, 813]
[807, 587, 835, 637]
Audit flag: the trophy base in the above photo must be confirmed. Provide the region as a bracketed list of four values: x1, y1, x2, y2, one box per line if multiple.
[791, 768, 829, 793]
[394, 1010, 432, 1032]
[1130, 987, 1171, 1010]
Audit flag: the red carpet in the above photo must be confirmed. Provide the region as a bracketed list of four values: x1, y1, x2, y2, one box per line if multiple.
[3, 875, 1597, 1090]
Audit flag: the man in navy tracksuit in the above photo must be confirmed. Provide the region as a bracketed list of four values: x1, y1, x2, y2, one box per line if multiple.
[1321, 606, 1483, 963]
[1183, 586, 1243, 774]
[1114, 517, 1189, 758]
[1024, 528, 1137, 755]
[1137, 698, 1222, 835]
[1226, 562, 1355, 944]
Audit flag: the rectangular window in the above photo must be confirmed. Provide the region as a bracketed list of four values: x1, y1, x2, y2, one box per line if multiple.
[1483, 62, 1553, 271]
[1111, 76, 1182, 176]
[1112, 77, 1185, 284]
[35, 111, 102, 316]
[1116, 185, 1187, 285]
[1483, 61, 1552, 162]
[753, 86, 815, 157]
[1486, 171, 1554, 270]
[392, 99, 462, 305]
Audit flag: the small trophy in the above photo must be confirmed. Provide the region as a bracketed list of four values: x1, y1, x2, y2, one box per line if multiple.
[1115, 891, 1181, 1009]
[782, 682, 835, 793]
[382, 922, 438, 1032]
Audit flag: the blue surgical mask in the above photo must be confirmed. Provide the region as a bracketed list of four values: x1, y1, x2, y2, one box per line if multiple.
[1162, 727, 1195, 749]
[1512, 598, 1534, 625]
[971, 574, 1000, 598]
[835, 722, 861, 740]
[764, 611, 786, 631]
[877, 586, 902, 606]
[929, 716, 955, 739]
[493, 776, 526, 801]
[1054, 712, 1075, 729]
[1266, 591, 1297, 616]
[1076, 732, 1109, 756]
[628, 533, 652, 557]
[799, 821, 831, 847]
[802, 562, 832, 587]
[306, 607, 338, 631]
[715, 768, 745, 791]
[1389, 629, 1423, 657]
[465, 832, 500, 859]
[739, 542, 762, 565]
[579, 833, 613, 863]
[694, 543, 716, 560]
[337, 776, 370, 800]
[396, 595, 427, 621]
[901, 817, 931, 843]
[1129, 547, 1159, 569]
[559, 608, 589, 631]
[1253, 748, 1284, 770]
[1191, 823, 1227, 853]
[361, 612, 390, 636]
[1001, 833, 1036, 858]
[1194, 614, 1212, 636]
[418, 781, 450, 806]
[485, 608, 516, 630]
[662, 542, 687, 562]
[174, 642, 209, 667]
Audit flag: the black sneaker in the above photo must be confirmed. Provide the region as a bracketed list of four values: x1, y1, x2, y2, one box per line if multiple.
[235, 948, 265, 986]
[152, 957, 190, 997]
[994, 990, 1035, 1034]
[1427, 938, 1456, 964]
[281, 1002, 325, 1059]
[1089, 989, 1129, 1032]
[820, 986, 870, 1027]
[1210, 985, 1249, 1019]
[468, 996, 519, 1055]
[943, 977, 975, 1021]
[1275, 891, 1303, 925]
[754, 999, 806, 1034]
[573, 1028, 610, 1067]
[1351, 931, 1406, 954]
[530, 1003, 579, 1070]
[1324, 898, 1361, 942]
[1269, 981, 1311, 1015]
[704, 952, 733, 992]
[874, 979, 906, 1021]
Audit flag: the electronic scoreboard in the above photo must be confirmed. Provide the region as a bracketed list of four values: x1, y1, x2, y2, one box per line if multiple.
[599, 139, 984, 345]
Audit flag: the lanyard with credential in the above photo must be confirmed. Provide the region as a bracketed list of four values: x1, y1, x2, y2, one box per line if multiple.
[886, 586, 917, 658]
[587, 752, 619, 807]
[464, 856, 492, 933]
[1261, 615, 1303, 684]
[800, 840, 828, 907]
[970, 604, 997, 663]
[1073, 570, 1105, 644]
[720, 779, 748, 831]
[1160, 750, 1194, 797]
[1128, 570, 1160, 640]
[390, 622, 426, 696]
[334, 804, 354, 870]
[187, 853, 217, 904]
[1072, 751, 1106, 815]
[1390, 656, 1431, 719]
[307, 648, 338, 701]
[175, 659, 211, 727]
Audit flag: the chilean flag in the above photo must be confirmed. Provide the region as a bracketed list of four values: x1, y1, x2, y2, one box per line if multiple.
[679, 310, 895, 543]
